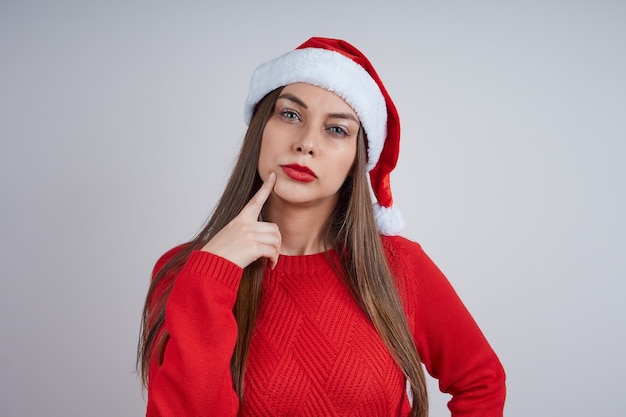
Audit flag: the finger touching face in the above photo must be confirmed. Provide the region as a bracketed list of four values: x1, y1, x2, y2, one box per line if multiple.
[241, 172, 276, 218]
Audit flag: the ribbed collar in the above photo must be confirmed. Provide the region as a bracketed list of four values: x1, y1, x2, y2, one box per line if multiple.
[266, 249, 342, 275]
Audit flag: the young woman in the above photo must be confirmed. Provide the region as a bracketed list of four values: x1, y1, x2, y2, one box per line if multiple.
[137, 37, 506, 417]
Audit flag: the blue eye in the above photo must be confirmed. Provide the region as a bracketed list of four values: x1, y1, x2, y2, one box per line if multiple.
[328, 126, 348, 136]
[280, 110, 301, 121]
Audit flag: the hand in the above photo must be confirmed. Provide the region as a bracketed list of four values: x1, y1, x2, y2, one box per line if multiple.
[201, 172, 281, 269]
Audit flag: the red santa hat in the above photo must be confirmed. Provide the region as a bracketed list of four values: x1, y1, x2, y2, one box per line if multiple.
[244, 37, 403, 235]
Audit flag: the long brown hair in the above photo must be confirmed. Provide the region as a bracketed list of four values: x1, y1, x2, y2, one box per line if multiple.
[137, 87, 428, 416]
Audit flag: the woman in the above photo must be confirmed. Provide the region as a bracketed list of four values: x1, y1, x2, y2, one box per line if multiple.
[138, 37, 506, 417]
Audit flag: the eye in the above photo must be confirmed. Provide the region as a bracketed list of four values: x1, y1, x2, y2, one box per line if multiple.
[279, 109, 301, 121]
[328, 125, 349, 137]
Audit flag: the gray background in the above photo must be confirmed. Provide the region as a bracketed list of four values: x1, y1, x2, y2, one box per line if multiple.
[1, 1, 624, 416]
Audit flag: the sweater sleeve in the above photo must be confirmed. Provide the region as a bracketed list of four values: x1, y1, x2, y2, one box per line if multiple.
[146, 248, 243, 417]
[389, 237, 506, 417]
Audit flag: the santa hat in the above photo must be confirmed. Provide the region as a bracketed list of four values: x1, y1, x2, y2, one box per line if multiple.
[244, 37, 404, 235]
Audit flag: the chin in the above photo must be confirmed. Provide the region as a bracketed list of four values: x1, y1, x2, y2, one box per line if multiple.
[274, 189, 314, 205]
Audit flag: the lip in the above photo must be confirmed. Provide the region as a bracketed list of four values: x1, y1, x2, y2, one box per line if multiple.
[280, 164, 317, 183]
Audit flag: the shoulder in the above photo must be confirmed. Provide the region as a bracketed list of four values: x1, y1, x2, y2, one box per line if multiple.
[152, 244, 190, 278]
[146, 243, 194, 307]
[380, 234, 449, 294]
[380, 234, 422, 253]
[380, 235, 431, 271]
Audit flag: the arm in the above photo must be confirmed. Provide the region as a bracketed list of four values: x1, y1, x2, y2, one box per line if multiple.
[146, 250, 243, 417]
[146, 173, 281, 416]
[394, 238, 506, 416]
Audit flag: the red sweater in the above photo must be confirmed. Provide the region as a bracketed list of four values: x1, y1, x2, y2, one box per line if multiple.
[146, 235, 505, 416]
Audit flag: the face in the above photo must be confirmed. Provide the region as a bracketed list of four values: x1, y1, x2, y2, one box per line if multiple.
[258, 83, 359, 211]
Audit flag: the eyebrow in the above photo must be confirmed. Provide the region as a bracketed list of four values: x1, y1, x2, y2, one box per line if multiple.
[278, 93, 308, 109]
[328, 112, 360, 123]
[277, 93, 360, 123]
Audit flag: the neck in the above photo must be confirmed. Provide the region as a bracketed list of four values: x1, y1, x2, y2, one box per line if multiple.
[263, 198, 336, 256]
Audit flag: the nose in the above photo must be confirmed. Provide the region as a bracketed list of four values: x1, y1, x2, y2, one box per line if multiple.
[293, 127, 318, 156]
[295, 142, 314, 155]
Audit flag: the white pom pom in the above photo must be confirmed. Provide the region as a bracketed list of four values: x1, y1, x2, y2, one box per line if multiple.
[374, 203, 404, 236]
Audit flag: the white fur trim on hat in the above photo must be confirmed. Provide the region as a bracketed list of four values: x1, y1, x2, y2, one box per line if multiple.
[374, 203, 405, 236]
[244, 47, 388, 171]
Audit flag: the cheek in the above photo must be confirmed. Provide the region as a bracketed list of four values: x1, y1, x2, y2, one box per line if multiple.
[325, 149, 357, 188]
[258, 130, 271, 161]
[338, 144, 357, 174]
[257, 132, 279, 179]
[257, 145, 270, 177]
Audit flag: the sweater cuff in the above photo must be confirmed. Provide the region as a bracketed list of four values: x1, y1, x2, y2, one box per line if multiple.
[180, 250, 244, 291]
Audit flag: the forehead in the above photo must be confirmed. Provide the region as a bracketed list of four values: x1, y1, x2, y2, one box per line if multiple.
[280, 83, 359, 117]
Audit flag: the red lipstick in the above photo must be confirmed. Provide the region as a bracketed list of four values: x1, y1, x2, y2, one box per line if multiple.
[280, 164, 317, 183]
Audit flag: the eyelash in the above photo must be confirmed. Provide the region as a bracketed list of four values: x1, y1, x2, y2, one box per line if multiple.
[278, 109, 350, 137]
[279, 109, 301, 121]
[328, 126, 349, 137]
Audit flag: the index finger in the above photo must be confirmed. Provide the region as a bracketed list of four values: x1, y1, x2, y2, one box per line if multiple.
[241, 172, 276, 217]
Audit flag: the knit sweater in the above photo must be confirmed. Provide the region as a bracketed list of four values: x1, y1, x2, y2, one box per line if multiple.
[146, 235, 506, 416]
